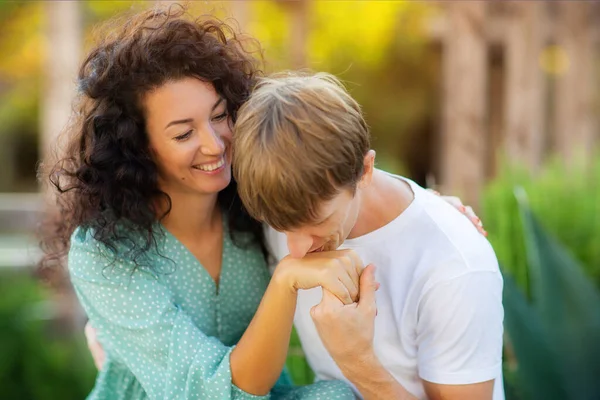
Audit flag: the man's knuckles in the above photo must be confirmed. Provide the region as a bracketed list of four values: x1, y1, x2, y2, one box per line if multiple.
[310, 304, 338, 320]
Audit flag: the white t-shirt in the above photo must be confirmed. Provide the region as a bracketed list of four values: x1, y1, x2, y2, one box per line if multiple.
[265, 175, 505, 400]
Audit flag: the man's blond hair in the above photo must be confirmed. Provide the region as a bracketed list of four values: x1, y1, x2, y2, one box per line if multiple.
[233, 72, 370, 231]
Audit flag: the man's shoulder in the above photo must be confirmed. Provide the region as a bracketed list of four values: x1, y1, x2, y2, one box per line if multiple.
[383, 180, 500, 286]
[361, 172, 500, 280]
[380, 173, 482, 246]
[410, 209, 500, 285]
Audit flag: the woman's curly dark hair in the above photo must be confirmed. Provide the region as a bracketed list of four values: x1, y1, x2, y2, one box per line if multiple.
[39, 4, 267, 275]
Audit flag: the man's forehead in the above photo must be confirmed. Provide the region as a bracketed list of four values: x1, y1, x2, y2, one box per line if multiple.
[275, 191, 351, 232]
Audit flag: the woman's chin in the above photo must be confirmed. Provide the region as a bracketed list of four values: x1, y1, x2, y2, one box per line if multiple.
[192, 170, 232, 194]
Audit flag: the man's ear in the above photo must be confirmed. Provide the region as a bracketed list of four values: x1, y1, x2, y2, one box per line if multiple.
[358, 150, 376, 188]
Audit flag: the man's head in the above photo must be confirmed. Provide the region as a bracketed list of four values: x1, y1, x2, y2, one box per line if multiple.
[233, 72, 375, 258]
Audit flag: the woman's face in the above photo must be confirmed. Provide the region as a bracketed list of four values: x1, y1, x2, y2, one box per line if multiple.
[143, 77, 233, 196]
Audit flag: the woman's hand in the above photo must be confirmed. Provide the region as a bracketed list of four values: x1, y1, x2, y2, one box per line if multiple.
[273, 249, 365, 305]
[428, 190, 488, 236]
[84, 322, 105, 370]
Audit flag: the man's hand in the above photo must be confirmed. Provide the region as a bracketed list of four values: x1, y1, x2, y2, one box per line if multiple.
[311, 266, 419, 400]
[84, 322, 105, 370]
[310, 264, 379, 364]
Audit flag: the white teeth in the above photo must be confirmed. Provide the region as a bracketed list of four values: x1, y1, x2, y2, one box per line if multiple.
[194, 157, 224, 172]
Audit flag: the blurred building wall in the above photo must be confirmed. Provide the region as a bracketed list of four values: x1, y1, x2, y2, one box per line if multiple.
[430, 1, 600, 206]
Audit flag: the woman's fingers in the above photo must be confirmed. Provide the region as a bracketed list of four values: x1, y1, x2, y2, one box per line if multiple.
[337, 269, 359, 302]
[85, 322, 106, 370]
[325, 276, 354, 305]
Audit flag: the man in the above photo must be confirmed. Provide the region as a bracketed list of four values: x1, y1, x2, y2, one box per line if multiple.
[84, 71, 500, 399]
[232, 72, 504, 400]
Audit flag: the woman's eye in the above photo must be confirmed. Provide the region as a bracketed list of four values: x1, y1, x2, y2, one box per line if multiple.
[174, 130, 192, 141]
[211, 112, 228, 122]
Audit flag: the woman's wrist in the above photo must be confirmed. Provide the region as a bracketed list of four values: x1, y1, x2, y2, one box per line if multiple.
[271, 260, 298, 295]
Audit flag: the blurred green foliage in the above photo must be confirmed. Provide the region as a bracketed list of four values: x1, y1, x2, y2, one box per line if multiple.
[502, 190, 600, 400]
[482, 155, 600, 400]
[482, 156, 600, 295]
[0, 271, 96, 399]
[286, 328, 315, 386]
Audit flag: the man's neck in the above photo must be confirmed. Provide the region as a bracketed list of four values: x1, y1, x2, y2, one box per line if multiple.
[348, 169, 414, 240]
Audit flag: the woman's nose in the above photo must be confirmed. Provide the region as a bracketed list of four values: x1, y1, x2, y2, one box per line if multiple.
[200, 126, 225, 156]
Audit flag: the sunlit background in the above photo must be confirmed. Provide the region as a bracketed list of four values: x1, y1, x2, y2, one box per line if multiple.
[1, 1, 599, 399]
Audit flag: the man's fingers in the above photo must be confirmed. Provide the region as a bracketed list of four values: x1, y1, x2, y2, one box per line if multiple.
[358, 264, 378, 311]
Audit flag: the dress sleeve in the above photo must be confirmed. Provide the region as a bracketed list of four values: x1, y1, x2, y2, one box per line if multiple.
[69, 228, 269, 400]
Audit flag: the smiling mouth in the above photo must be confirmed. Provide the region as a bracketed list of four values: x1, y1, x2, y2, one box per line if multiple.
[192, 157, 225, 172]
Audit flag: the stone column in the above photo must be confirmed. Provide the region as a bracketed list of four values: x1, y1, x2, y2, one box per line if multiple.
[440, 1, 487, 207]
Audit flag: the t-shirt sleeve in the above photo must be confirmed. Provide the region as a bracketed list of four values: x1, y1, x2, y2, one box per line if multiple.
[416, 270, 504, 385]
[68, 228, 268, 400]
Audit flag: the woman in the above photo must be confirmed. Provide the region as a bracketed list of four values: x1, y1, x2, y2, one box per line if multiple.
[41, 4, 484, 400]
[41, 5, 359, 399]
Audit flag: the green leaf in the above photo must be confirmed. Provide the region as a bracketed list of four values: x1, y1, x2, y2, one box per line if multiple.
[503, 273, 568, 400]
[515, 190, 600, 399]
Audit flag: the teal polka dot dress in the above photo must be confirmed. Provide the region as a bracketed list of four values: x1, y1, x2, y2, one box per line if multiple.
[69, 221, 354, 400]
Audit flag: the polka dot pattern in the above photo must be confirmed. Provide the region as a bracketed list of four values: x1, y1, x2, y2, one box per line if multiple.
[68, 223, 355, 400]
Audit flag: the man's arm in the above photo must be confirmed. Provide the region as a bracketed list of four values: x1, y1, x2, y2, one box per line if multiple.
[338, 350, 417, 400]
[423, 380, 495, 400]
[311, 267, 415, 399]
[340, 353, 496, 400]
[320, 321, 495, 399]
[415, 269, 503, 400]
[312, 267, 502, 400]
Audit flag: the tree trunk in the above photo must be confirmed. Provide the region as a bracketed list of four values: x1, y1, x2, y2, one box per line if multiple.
[554, 1, 596, 166]
[440, 2, 487, 208]
[230, 1, 250, 32]
[504, 2, 546, 172]
[280, 0, 309, 68]
[40, 1, 82, 161]
[487, 44, 504, 180]
[40, 1, 83, 328]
